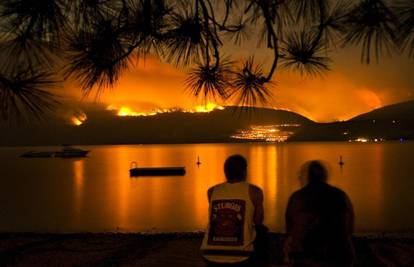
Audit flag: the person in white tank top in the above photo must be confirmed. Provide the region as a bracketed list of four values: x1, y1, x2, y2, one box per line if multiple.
[201, 155, 266, 266]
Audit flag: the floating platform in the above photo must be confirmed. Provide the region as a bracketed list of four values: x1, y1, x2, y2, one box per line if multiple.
[129, 167, 186, 177]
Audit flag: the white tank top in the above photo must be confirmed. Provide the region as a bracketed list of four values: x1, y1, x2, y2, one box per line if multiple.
[201, 181, 256, 264]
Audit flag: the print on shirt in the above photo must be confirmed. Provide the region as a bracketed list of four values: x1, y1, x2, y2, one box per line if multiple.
[208, 199, 246, 246]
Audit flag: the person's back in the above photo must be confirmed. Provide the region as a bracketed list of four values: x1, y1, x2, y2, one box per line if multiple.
[202, 181, 256, 264]
[285, 161, 355, 267]
[201, 155, 265, 266]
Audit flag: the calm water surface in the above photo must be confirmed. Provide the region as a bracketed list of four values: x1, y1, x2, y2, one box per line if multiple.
[1, 142, 414, 233]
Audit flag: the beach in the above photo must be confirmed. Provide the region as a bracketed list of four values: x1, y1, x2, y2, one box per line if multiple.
[1, 232, 413, 267]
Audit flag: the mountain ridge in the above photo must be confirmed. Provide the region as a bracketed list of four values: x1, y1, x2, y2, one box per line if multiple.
[0, 106, 313, 146]
[1, 100, 414, 145]
[289, 100, 414, 141]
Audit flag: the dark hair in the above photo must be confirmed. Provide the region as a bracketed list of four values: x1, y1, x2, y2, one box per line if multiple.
[224, 154, 247, 181]
[307, 160, 328, 183]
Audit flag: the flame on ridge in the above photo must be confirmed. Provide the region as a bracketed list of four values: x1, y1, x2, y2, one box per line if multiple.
[107, 102, 225, 117]
[71, 112, 87, 126]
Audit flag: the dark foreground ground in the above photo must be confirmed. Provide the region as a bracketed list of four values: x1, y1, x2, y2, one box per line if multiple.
[0, 233, 413, 267]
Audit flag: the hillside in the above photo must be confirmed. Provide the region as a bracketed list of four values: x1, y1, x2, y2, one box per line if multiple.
[289, 100, 414, 142]
[3, 100, 414, 145]
[0, 106, 313, 146]
[351, 100, 414, 121]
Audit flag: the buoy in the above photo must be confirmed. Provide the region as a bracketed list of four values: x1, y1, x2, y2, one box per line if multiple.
[196, 156, 201, 166]
[338, 156, 344, 167]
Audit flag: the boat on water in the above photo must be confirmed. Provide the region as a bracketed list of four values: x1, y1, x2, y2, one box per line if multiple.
[21, 151, 55, 158]
[129, 162, 185, 177]
[55, 146, 90, 158]
[20, 146, 89, 158]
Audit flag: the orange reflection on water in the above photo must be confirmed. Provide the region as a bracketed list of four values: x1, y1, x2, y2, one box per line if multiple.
[190, 145, 231, 228]
[334, 144, 385, 232]
[1, 143, 413, 233]
[365, 145, 384, 228]
[62, 143, 406, 233]
[73, 160, 84, 217]
[115, 146, 132, 229]
[248, 145, 279, 228]
[249, 145, 265, 186]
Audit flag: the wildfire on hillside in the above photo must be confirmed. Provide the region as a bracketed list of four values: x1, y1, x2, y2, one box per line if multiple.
[70, 112, 87, 126]
[107, 102, 225, 117]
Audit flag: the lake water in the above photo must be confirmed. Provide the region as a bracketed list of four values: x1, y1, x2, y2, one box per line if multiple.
[1, 142, 414, 233]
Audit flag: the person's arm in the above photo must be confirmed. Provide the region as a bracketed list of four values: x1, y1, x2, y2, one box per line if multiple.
[343, 192, 356, 265]
[284, 192, 306, 262]
[284, 193, 298, 263]
[249, 185, 264, 225]
[285, 195, 295, 235]
[345, 194, 355, 234]
[207, 186, 214, 202]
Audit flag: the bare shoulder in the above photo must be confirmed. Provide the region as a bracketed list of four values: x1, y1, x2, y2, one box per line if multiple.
[207, 182, 224, 193]
[248, 184, 263, 201]
[207, 186, 216, 200]
[207, 186, 215, 194]
[249, 184, 263, 193]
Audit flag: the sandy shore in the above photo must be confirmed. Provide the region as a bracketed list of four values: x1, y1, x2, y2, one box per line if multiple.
[1, 232, 413, 267]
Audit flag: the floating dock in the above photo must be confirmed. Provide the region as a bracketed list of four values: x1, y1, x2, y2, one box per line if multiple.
[129, 167, 186, 177]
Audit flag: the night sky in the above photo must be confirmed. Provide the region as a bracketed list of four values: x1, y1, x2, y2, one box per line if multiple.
[61, 42, 414, 123]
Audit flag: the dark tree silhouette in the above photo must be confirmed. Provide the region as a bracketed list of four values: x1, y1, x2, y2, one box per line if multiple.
[0, 0, 411, 122]
[394, 0, 414, 57]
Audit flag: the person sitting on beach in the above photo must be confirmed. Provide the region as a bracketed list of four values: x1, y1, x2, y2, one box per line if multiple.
[285, 160, 355, 267]
[201, 154, 267, 266]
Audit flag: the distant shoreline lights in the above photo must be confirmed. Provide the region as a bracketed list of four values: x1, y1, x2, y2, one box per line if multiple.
[349, 137, 386, 143]
[231, 124, 300, 142]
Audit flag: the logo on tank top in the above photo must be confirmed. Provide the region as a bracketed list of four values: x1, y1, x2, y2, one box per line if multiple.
[208, 199, 246, 246]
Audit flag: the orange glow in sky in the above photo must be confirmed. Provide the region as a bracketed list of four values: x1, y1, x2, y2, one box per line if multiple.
[63, 50, 413, 123]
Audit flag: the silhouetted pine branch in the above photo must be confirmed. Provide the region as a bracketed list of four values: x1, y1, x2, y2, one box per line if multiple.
[186, 59, 233, 100]
[280, 31, 331, 76]
[342, 0, 398, 64]
[231, 58, 272, 107]
[0, 67, 59, 123]
[0, 0, 410, 121]
[1, 0, 68, 44]
[65, 19, 130, 95]
[164, 11, 206, 66]
[393, 0, 414, 57]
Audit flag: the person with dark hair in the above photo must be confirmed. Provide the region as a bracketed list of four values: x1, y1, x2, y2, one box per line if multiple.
[285, 160, 355, 267]
[201, 154, 267, 266]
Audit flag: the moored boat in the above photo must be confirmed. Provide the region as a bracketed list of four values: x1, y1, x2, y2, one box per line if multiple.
[20, 151, 55, 158]
[20, 146, 89, 158]
[54, 146, 89, 158]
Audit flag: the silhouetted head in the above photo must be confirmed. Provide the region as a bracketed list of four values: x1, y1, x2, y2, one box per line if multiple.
[300, 160, 328, 185]
[224, 154, 247, 182]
